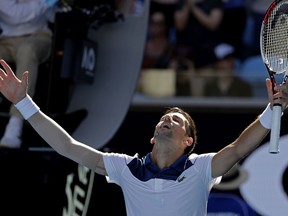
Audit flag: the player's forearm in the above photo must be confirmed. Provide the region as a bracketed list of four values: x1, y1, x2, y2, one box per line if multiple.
[232, 103, 274, 159]
[233, 119, 269, 159]
[12, 93, 108, 174]
[28, 110, 77, 155]
[213, 119, 269, 177]
[212, 109, 270, 178]
[27, 110, 108, 175]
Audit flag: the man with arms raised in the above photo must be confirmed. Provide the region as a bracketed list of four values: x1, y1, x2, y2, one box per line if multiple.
[0, 59, 287, 215]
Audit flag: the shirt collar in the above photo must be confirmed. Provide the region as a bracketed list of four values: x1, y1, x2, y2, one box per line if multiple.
[144, 153, 189, 173]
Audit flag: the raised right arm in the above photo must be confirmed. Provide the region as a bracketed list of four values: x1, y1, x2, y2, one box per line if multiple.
[28, 110, 108, 176]
[0, 59, 107, 176]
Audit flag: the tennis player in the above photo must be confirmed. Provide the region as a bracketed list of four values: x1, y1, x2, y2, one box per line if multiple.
[0, 59, 287, 215]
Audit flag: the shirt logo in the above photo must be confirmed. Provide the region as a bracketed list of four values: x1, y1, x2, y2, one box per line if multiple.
[177, 175, 186, 182]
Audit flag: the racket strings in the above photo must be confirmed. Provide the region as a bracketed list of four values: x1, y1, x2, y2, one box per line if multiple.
[263, 2, 288, 73]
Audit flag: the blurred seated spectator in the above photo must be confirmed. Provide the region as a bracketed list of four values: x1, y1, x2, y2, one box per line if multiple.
[204, 43, 252, 97]
[141, 11, 174, 69]
[137, 11, 176, 97]
[0, 0, 58, 149]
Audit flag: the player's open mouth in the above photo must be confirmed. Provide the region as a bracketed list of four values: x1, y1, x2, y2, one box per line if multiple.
[161, 124, 170, 129]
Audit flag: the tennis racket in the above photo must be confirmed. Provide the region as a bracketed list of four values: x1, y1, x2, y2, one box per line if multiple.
[260, 0, 288, 154]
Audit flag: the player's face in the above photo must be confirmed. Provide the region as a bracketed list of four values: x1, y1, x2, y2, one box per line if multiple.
[154, 112, 188, 139]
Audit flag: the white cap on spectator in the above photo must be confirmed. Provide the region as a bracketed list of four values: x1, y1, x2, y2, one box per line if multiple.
[214, 43, 235, 60]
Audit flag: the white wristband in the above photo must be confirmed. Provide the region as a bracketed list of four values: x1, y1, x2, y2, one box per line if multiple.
[14, 95, 40, 120]
[259, 104, 273, 129]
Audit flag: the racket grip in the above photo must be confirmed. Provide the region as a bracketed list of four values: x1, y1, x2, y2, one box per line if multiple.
[269, 105, 282, 154]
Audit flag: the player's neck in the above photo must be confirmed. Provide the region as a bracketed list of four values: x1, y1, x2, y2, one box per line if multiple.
[151, 148, 183, 169]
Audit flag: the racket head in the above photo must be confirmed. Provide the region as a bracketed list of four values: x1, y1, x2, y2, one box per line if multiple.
[260, 0, 288, 75]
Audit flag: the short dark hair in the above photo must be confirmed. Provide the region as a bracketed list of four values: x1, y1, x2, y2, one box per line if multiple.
[164, 107, 197, 155]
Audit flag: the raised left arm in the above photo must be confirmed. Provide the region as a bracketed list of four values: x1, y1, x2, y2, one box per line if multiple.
[212, 79, 288, 178]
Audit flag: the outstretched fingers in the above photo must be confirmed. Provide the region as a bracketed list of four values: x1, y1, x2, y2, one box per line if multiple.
[0, 59, 29, 104]
[0, 67, 7, 80]
[0, 68, 7, 88]
[0, 59, 13, 74]
[0, 59, 20, 80]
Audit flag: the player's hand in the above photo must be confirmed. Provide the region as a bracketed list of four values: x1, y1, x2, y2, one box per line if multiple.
[0, 59, 28, 104]
[266, 78, 288, 111]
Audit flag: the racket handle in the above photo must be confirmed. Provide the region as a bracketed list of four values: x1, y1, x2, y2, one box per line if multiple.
[269, 105, 282, 154]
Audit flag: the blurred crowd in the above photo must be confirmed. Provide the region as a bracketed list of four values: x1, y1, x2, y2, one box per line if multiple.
[0, 0, 272, 149]
[137, 0, 273, 98]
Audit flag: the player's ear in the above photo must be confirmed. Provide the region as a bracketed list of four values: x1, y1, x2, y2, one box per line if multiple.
[150, 137, 155, 145]
[184, 137, 193, 146]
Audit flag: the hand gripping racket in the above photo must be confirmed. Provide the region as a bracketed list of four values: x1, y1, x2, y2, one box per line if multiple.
[260, 0, 288, 153]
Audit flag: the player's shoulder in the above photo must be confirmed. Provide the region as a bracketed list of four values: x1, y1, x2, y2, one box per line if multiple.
[103, 152, 136, 163]
[188, 152, 216, 163]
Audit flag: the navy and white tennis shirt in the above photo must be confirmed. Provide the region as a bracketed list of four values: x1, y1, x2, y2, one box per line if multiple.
[103, 152, 221, 216]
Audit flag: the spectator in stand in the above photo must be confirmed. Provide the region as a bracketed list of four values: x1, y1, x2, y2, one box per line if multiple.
[0, 0, 58, 149]
[141, 11, 174, 69]
[204, 43, 252, 98]
[138, 11, 176, 97]
[174, 0, 224, 96]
